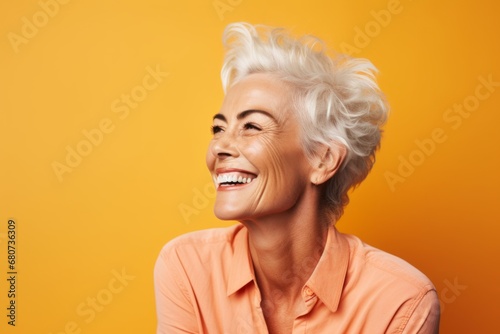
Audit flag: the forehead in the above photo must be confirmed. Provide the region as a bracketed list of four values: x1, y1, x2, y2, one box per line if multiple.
[220, 73, 293, 119]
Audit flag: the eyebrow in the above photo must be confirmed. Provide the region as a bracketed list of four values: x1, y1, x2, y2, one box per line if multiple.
[212, 109, 278, 123]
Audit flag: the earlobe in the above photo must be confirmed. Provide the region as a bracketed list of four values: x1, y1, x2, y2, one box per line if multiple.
[310, 142, 347, 185]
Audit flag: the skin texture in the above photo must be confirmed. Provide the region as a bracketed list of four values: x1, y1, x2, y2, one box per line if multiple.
[206, 73, 345, 334]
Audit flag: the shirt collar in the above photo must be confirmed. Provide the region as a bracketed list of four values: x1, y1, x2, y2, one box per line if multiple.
[305, 225, 349, 313]
[227, 225, 254, 296]
[225, 224, 350, 313]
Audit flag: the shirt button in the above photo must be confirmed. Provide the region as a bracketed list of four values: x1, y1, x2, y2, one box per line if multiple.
[304, 287, 314, 296]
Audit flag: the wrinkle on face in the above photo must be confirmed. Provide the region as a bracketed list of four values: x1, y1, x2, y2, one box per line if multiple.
[206, 73, 313, 222]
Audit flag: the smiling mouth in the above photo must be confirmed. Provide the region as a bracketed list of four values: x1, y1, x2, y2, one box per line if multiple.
[214, 172, 257, 188]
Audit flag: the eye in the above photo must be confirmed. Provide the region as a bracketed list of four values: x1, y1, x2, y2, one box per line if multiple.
[243, 122, 261, 131]
[211, 125, 224, 134]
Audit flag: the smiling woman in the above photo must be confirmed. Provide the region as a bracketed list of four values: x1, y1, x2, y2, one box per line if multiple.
[154, 23, 440, 334]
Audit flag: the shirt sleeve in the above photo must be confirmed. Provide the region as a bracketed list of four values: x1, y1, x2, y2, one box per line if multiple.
[154, 244, 199, 334]
[387, 288, 440, 334]
[402, 289, 440, 334]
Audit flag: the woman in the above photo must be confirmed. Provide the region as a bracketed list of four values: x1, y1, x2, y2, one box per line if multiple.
[155, 23, 440, 333]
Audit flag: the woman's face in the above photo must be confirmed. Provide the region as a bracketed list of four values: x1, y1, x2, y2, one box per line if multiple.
[206, 73, 314, 221]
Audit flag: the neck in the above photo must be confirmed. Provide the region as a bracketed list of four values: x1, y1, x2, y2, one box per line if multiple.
[242, 201, 330, 306]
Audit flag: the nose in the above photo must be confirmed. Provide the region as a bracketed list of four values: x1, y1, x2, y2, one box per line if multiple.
[210, 131, 240, 160]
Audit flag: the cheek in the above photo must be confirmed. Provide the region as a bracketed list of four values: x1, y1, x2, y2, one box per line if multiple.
[245, 137, 306, 185]
[243, 137, 285, 170]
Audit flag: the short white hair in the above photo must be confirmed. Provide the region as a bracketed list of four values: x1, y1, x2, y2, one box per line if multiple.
[221, 22, 389, 222]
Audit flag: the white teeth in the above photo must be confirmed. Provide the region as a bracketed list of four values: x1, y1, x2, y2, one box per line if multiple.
[216, 173, 255, 187]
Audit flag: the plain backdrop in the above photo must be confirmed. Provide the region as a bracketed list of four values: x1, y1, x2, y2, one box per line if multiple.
[1, 0, 499, 333]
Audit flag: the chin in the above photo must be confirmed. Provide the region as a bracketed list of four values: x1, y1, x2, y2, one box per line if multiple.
[213, 202, 250, 221]
[214, 207, 241, 221]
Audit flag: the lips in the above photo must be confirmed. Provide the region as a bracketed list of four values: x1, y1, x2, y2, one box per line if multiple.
[214, 169, 257, 188]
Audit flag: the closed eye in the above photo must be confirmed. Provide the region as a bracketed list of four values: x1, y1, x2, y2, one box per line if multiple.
[211, 125, 224, 134]
[243, 122, 261, 131]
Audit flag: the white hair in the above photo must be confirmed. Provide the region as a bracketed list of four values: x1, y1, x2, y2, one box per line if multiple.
[221, 22, 389, 222]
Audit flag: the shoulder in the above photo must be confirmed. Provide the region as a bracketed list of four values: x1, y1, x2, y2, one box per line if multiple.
[153, 226, 246, 333]
[338, 233, 440, 332]
[154, 224, 248, 309]
[342, 233, 435, 292]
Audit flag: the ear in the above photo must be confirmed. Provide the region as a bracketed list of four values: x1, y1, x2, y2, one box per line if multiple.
[310, 141, 347, 185]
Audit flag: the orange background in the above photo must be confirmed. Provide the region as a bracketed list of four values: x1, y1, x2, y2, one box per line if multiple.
[1, 0, 499, 333]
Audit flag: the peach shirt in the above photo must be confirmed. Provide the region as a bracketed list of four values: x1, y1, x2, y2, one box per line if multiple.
[154, 224, 440, 333]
